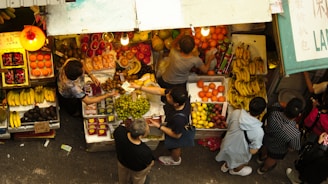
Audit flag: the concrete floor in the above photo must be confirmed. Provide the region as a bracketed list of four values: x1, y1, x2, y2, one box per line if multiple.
[0, 109, 301, 184]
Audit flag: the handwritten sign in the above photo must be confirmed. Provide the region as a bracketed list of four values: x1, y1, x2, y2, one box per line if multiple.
[34, 121, 50, 134]
[289, 0, 328, 62]
[0, 32, 23, 49]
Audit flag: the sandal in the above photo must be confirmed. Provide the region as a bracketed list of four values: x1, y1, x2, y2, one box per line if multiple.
[257, 163, 277, 175]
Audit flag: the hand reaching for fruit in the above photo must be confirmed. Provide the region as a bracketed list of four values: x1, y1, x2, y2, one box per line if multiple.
[147, 118, 160, 128]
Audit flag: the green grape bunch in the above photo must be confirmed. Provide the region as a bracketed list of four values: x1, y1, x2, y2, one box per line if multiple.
[114, 94, 150, 120]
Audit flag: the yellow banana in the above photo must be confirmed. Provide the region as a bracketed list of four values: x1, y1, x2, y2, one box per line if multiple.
[7, 91, 13, 106]
[9, 111, 14, 128]
[25, 89, 31, 105]
[30, 88, 35, 105]
[6, 7, 15, 13]
[19, 89, 25, 106]
[13, 111, 18, 127]
[15, 112, 21, 127]
[0, 11, 10, 20]
[14, 92, 20, 106]
[4, 9, 16, 19]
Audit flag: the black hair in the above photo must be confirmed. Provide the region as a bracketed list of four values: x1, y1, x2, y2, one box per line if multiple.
[64, 58, 83, 80]
[285, 98, 303, 119]
[128, 118, 147, 139]
[170, 86, 189, 106]
[179, 35, 195, 54]
[249, 97, 267, 116]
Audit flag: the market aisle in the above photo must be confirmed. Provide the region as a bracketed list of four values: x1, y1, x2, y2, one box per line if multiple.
[0, 109, 301, 184]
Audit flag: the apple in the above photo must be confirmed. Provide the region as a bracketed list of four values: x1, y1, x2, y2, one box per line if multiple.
[136, 52, 145, 61]
[86, 49, 94, 57]
[130, 46, 138, 53]
[91, 33, 101, 41]
[128, 32, 134, 39]
[143, 56, 151, 65]
[95, 49, 103, 56]
[81, 35, 90, 43]
[81, 43, 88, 52]
[121, 45, 129, 51]
[99, 41, 106, 50]
[90, 41, 99, 50]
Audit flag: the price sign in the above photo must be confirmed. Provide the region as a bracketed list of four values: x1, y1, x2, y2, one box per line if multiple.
[0, 32, 23, 49]
[34, 121, 50, 134]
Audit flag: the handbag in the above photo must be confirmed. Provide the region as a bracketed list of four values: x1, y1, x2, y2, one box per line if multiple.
[301, 111, 321, 144]
[164, 113, 196, 149]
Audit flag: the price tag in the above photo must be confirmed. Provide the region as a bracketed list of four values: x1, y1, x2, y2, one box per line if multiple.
[34, 121, 50, 134]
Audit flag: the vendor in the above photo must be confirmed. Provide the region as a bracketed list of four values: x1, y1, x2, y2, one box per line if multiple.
[57, 58, 117, 117]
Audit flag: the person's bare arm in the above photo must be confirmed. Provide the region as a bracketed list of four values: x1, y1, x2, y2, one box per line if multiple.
[303, 72, 314, 93]
[198, 53, 215, 73]
[249, 148, 259, 155]
[130, 82, 165, 96]
[148, 119, 182, 139]
[82, 91, 117, 105]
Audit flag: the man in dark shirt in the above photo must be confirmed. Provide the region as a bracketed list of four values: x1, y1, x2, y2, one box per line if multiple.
[114, 118, 155, 184]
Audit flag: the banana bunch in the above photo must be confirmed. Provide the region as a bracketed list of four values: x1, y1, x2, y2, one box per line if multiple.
[133, 73, 156, 87]
[0, 8, 16, 24]
[253, 56, 266, 74]
[235, 67, 250, 82]
[35, 86, 45, 103]
[127, 59, 142, 76]
[44, 87, 56, 102]
[234, 43, 250, 65]
[7, 89, 35, 106]
[9, 111, 21, 128]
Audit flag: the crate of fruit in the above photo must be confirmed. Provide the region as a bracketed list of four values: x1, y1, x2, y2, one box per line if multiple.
[187, 75, 226, 103]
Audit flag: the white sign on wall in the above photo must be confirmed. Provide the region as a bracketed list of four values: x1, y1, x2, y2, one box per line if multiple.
[289, 0, 328, 62]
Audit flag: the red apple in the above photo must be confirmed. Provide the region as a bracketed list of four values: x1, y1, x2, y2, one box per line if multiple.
[143, 56, 151, 65]
[136, 52, 145, 61]
[81, 35, 90, 43]
[95, 49, 103, 56]
[130, 46, 138, 53]
[87, 49, 94, 57]
[128, 32, 134, 39]
[99, 41, 106, 50]
[90, 41, 99, 50]
[81, 43, 88, 52]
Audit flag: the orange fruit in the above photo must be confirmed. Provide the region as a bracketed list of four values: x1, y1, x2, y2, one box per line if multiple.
[209, 82, 216, 89]
[37, 61, 45, 68]
[202, 96, 208, 102]
[198, 91, 205, 98]
[194, 38, 201, 45]
[41, 68, 49, 76]
[217, 85, 225, 92]
[45, 61, 52, 68]
[221, 26, 227, 35]
[202, 85, 209, 92]
[217, 33, 224, 41]
[215, 27, 222, 34]
[31, 69, 41, 76]
[210, 26, 216, 33]
[207, 70, 215, 76]
[37, 54, 44, 61]
[212, 89, 219, 96]
[211, 96, 218, 102]
[211, 33, 218, 40]
[30, 62, 37, 69]
[195, 27, 201, 33]
[209, 39, 217, 48]
[218, 96, 226, 102]
[44, 54, 51, 60]
[46, 68, 53, 75]
[197, 80, 204, 88]
[206, 92, 212, 98]
[29, 54, 37, 62]
[195, 32, 202, 39]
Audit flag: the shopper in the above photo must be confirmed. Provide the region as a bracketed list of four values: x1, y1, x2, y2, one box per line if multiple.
[303, 87, 328, 137]
[286, 132, 328, 184]
[130, 82, 192, 165]
[257, 98, 303, 174]
[157, 34, 215, 90]
[215, 97, 267, 176]
[57, 58, 117, 116]
[114, 118, 155, 184]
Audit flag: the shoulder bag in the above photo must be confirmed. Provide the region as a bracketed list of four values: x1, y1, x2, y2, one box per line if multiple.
[164, 113, 196, 149]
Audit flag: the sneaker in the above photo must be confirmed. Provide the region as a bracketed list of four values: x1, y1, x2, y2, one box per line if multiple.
[286, 168, 302, 184]
[229, 166, 252, 176]
[158, 156, 181, 166]
[221, 163, 229, 173]
[257, 164, 277, 175]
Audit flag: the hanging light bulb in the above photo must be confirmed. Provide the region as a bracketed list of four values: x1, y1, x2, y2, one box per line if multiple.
[201, 27, 210, 37]
[120, 33, 129, 46]
[19, 25, 46, 51]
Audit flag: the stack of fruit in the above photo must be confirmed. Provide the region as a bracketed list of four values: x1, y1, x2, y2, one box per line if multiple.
[228, 43, 267, 111]
[194, 79, 226, 103]
[191, 102, 227, 129]
[114, 94, 150, 121]
[28, 51, 53, 78]
[86, 117, 108, 136]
